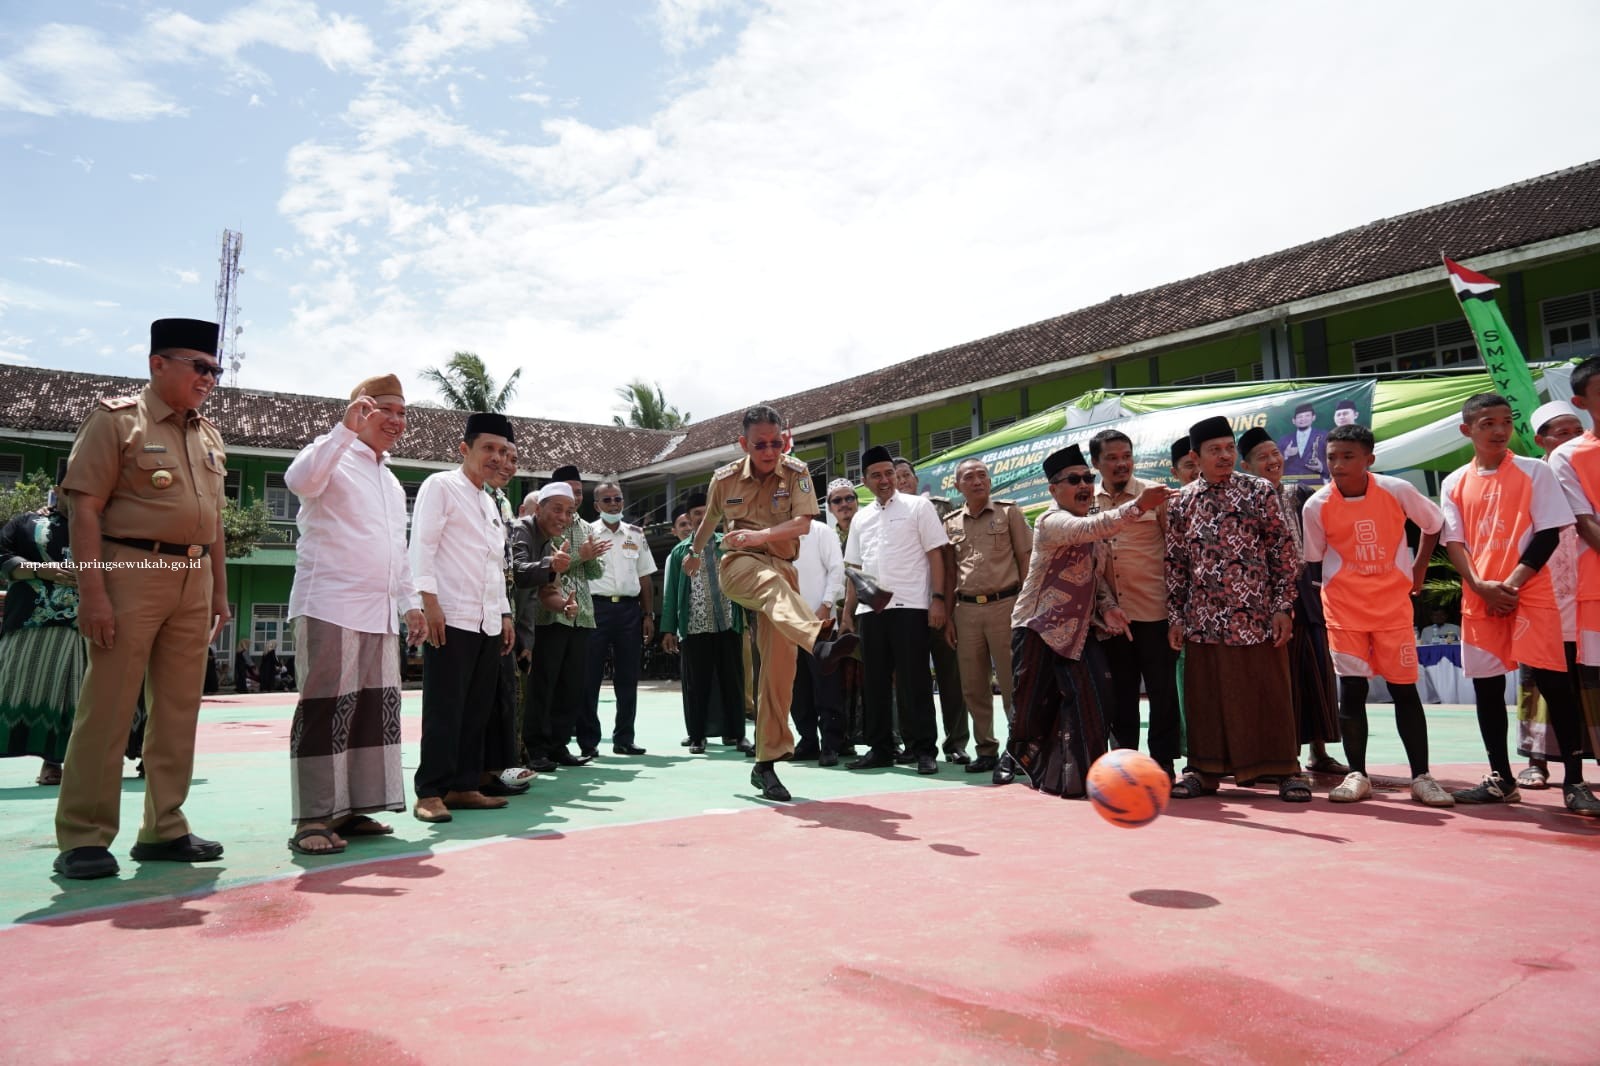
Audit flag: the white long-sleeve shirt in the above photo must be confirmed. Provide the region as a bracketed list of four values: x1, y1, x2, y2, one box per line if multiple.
[408, 468, 511, 636]
[796, 521, 845, 613]
[284, 423, 419, 635]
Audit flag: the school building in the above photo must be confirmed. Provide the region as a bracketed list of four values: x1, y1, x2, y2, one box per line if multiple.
[3, 158, 1598, 666]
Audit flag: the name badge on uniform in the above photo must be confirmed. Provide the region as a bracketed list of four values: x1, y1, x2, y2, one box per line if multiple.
[151, 469, 174, 489]
[772, 487, 790, 505]
[726, 497, 744, 505]
[142, 444, 167, 453]
[622, 538, 640, 558]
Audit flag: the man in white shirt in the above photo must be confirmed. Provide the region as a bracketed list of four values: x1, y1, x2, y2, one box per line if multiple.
[844, 446, 950, 774]
[408, 412, 517, 823]
[1418, 608, 1462, 646]
[582, 480, 658, 756]
[281, 374, 425, 854]
[792, 514, 846, 764]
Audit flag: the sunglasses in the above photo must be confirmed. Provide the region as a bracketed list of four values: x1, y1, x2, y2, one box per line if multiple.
[827, 495, 856, 506]
[596, 495, 623, 504]
[1050, 472, 1097, 487]
[164, 354, 225, 379]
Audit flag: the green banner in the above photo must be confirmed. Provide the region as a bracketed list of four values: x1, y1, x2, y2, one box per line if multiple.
[1445, 257, 1542, 455]
[917, 380, 1374, 515]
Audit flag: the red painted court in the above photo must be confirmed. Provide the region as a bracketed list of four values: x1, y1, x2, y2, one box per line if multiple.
[2, 690, 1597, 1064]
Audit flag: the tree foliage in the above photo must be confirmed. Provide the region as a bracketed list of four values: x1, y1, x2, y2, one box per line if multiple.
[613, 379, 690, 429]
[221, 497, 278, 559]
[421, 351, 521, 412]
[0, 470, 52, 526]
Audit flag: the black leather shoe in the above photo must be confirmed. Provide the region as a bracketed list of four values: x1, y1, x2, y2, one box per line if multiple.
[680, 737, 693, 747]
[966, 755, 999, 774]
[527, 756, 557, 773]
[945, 750, 971, 765]
[481, 777, 530, 797]
[792, 742, 821, 761]
[579, 747, 599, 759]
[129, 833, 224, 863]
[839, 746, 859, 758]
[894, 749, 918, 765]
[818, 751, 840, 768]
[813, 631, 860, 674]
[688, 739, 707, 754]
[917, 753, 939, 775]
[612, 743, 646, 756]
[751, 763, 791, 801]
[722, 737, 755, 756]
[53, 846, 119, 880]
[553, 750, 592, 767]
[992, 753, 1017, 786]
[847, 749, 896, 770]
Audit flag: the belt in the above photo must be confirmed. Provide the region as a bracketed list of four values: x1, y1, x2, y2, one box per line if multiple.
[103, 536, 209, 559]
[603, 594, 639, 603]
[957, 586, 1018, 605]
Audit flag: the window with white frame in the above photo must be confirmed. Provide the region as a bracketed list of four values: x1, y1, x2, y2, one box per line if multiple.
[805, 457, 830, 484]
[1543, 290, 1600, 362]
[986, 415, 1018, 433]
[1171, 367, 1239, 386]
[224, 469, 241, 501]
[928, 426, 973, 455]
[251, 604, 294, 655]
[1352, 319, 1478, 375]
[263, 472, 299, 521]
[0, 454, 21, 488]
[843, 450, 861, 481]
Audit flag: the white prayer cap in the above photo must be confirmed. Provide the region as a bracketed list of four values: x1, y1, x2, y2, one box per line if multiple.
[537, 482, 576, 503]
[1530, 400, 1581, 435]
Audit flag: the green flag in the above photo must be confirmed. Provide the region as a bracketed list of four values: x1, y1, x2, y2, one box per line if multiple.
[1443, 255, 1541, 454]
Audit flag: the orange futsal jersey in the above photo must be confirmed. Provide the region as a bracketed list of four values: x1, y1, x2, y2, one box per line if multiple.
[1302, 473, 1444, 631]
[1550, 433, 1600, 608]
[1440, 454, 1572, 616]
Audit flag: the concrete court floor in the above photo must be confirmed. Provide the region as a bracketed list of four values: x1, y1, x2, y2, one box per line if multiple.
[1, 682, 1597, 1065]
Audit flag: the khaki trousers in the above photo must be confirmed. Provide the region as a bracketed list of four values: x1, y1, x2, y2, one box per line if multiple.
[56, 542, 212, 850]
[954, 598, 1012, 757]
[718, 551, 824, 762]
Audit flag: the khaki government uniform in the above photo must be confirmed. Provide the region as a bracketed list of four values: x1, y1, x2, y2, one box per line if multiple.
[701, 454, 825, 761]
[944, 498, 1031, 758]
[57, 386, 225, 850]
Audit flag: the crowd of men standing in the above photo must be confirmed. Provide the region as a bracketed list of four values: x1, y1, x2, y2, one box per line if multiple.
[25, 317, 1600, 879]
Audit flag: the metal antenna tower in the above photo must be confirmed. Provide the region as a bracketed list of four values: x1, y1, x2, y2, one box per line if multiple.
[215, 229, 245, 386]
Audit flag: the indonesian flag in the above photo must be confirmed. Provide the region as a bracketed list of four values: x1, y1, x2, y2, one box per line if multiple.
[1443, 256, 1500, 299]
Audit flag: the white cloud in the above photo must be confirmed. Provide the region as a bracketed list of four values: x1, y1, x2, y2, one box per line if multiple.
[93, 300, 120, 308]
[0, 349, 32, 365]
[655, 0, 746, 56]
[21, 256, 83, 269]
[513, 91, 550, 106]
[129, 172, 156, 182]
[391, 0, 547, 76]
[145, 0, 378, 77]
[168, 268, 201, 285]
[248, 93, 264, 107]
[72, 155, 93, 172]
[59, 328, 94, 347]
[0, 23, 183, 120]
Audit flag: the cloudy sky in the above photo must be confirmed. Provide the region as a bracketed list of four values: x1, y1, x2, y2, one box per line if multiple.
[2, 0, 1597, 424]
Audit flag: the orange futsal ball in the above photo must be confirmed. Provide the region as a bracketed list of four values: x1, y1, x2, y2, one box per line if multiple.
[1086, 749, 1171, 828]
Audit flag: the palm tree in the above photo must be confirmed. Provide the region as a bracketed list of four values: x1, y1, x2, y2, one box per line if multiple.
[613, 379, 689, 429]
[421, 351, 521, 412]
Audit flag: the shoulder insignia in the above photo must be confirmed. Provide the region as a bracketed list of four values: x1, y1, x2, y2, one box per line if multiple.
[624, 523, 643, 535]
[98, 396, 137, 411]
[780, 454, 808, 473]
[992, 498, 1016, 508]
[713, 460, 743, 480]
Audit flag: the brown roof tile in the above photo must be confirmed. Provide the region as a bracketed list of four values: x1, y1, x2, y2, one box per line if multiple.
[665, 158, 1600, 459]
[0, 365, 673, 474]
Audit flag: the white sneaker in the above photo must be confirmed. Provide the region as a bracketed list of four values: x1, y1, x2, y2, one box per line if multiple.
[1410, 773, 1455, 808]
[1329, 771, 1372, 803]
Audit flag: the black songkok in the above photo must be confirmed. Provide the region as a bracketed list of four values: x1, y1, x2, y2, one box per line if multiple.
[1042, 444, 1087, 480]
[551, 464, 581, 481]
[1237, 427, 1273, 459]
[1169, 437, 1191, 465]
[861, 445, 894, 469]
[464, 412, 515, 443]
[1188, 415, 1234, 449]
[150, 318, 220, 357]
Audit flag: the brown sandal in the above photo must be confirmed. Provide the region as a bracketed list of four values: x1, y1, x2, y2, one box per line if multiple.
[1171, 770, 1218, 799]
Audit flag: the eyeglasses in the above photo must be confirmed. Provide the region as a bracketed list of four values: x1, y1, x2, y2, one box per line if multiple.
[596, 495, 623, 504]
[163, 354, 225, 379]
[748, 441, 785, 452]
[827, 495, 856, 506]
[1050, 472, 1097, 486]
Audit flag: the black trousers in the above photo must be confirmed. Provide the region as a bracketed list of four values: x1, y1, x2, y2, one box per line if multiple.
[526, 624, 589, 758]
[582, 598, 643, 750]
[792, 647, 846, 753]
[482, 650, 519, 771]
[1098, 619, 1181, 762]
[860, 608, 937, 756]
[931, 632, 968, 754]
[416, 625, 500, 799]
[681, 630, 746, 742]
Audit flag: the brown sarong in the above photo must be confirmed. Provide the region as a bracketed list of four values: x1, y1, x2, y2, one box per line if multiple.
[289, 616, 404, 823]
[1183, 640, 1299, 783]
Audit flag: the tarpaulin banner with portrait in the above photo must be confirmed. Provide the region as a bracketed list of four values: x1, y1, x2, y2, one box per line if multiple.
[920, 380, 1375, 517]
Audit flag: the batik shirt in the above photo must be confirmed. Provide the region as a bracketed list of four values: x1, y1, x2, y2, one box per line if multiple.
[1011, 502, 1134, 660]
[1165, 472, 1300, 646]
